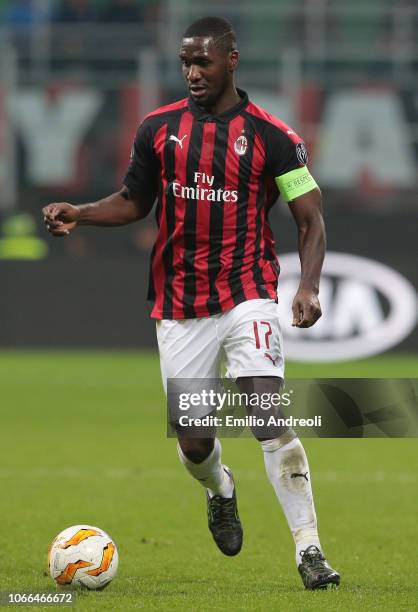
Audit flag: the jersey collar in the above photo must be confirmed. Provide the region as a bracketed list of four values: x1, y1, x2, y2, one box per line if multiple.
[188, 88, 249, 122]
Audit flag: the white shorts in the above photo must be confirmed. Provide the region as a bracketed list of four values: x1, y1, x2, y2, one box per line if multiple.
[156, 299, 284, 392]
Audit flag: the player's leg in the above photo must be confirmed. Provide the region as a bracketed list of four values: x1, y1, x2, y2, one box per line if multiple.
[176, 431, 242, 556]
[236, 376, 320, 555]
[176, 435, 233, 498]
[237, 376, 339, 587]
[157, 316, 228, 492]
[222, 299, 339, 586]
[156, 316, 242, 555]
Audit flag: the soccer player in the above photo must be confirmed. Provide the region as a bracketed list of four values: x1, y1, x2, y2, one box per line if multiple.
[43, 16, 340, 589]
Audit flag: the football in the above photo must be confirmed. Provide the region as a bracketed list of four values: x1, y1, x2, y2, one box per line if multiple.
[48, 525, 118, 590]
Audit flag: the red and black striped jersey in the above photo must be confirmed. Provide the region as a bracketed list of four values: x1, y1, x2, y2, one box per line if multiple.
[124, 89, 309, 320]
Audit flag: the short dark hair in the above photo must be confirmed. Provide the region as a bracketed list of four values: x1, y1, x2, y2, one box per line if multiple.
[183, 16, 237, 53]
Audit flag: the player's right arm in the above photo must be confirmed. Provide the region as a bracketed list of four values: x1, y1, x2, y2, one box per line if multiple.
[42, 188, 154, 237]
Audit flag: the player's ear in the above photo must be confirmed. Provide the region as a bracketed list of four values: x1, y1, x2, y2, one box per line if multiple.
[229, 50, 239, 72]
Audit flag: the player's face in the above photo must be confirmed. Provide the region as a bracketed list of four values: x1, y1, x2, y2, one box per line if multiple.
[180, 36, 236, 108]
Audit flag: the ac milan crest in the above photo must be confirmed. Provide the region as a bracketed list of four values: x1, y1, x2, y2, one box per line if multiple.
[234, 135, 248, 156]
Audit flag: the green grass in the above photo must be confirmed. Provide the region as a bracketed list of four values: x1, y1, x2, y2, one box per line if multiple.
[0, 352, 417, 611]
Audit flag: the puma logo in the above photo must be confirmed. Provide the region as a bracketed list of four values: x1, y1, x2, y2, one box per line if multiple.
[169, 134, 188, 149]
[291, 472, 309, 482]
[265, 353, 278, 366]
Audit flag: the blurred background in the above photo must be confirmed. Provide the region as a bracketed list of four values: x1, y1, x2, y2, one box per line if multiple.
[0, 0, 417, 358]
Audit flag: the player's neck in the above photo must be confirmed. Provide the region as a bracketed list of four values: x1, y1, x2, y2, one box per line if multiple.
[204, 86, 241, 116]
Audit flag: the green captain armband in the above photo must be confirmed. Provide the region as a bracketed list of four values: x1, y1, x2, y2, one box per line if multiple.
[275, 167, 318, 203]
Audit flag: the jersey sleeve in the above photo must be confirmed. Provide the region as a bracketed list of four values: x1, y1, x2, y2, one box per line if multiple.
[264, 124, 318, 203]
[123, 119, 159, 199]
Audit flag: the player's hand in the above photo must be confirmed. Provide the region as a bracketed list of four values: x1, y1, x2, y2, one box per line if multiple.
[292, 289, 322, 328]
[42, 203, 80, 237]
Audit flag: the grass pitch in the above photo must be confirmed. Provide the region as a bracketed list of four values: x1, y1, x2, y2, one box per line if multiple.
[0, 351, 417, 611]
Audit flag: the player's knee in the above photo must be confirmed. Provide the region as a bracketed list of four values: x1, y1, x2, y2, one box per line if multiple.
[237, 376, 289, 440]
[236, 375, 284, 394]
[178, 437, 215, 463]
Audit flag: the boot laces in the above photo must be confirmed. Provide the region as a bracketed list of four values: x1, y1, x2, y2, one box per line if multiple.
[210, 496, 236, 530]
[300, 545, 326, 570]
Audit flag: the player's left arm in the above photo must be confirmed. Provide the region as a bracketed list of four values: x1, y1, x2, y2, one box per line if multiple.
[288, 186, 325, 328]
[265, 123, 325, 327]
